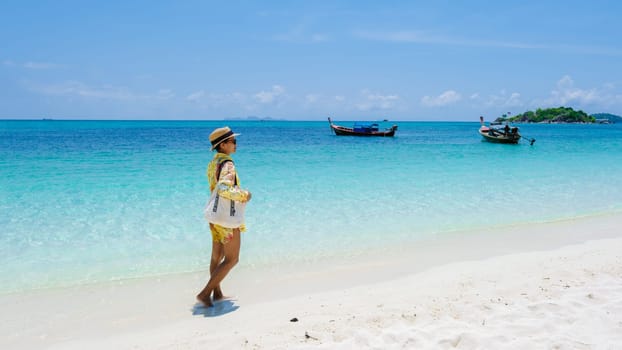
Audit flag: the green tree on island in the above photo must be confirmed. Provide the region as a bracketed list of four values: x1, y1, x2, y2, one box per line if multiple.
[495, 107, 595, 123]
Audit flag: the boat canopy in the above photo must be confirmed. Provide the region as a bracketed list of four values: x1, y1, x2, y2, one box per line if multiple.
[353, 122, 379, 132]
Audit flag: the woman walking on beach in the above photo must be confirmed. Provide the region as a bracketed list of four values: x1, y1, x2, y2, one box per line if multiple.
[197, 127, 251, 307]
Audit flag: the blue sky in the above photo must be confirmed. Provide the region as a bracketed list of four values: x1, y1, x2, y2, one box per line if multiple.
[2, 0, 621, 121]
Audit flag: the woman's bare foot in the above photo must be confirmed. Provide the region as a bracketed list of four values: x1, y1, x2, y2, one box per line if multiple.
[196, 293, 213, 307]
[213, 287, 224, 301]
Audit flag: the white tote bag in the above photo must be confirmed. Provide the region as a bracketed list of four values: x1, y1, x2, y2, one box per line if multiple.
[204, 190, 246, 228]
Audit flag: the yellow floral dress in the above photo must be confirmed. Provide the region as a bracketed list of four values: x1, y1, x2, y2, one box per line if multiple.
[206, 152, 250, 244]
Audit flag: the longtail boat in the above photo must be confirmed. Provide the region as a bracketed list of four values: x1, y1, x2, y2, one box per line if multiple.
[479, 116, 535, 145]
[328, 117, 398, 137]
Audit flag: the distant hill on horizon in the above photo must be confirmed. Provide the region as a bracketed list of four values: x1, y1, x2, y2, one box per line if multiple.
[591, 113, 622, 123]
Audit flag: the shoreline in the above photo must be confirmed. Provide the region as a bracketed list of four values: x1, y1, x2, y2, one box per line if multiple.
[3, 209, 620, 297]
[2, 212, 621, 349]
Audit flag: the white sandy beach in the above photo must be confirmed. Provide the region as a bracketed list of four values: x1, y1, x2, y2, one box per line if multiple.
[2, 213, 621, 349]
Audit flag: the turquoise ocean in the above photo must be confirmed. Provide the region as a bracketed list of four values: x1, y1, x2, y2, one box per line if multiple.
[1, 120, 621, 294]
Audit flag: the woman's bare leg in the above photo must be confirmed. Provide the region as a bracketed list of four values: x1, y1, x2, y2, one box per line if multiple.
[196, 229, 241, 307]
[210, 240, 225, 300]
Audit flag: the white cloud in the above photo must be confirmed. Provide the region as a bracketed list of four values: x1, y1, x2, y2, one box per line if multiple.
[157, 89, 175, 100]
[23, 61, 63, 69]
[186, 87, 295, 112]
[334, 95, 345, 102]
[354, 30, 545, 49]
[421, 90, 461, 107]
[230, 92, 246, 102]
[274, 32, 328, 43]
[272, 20, 329, 43]
[186, 91, 250, 109]
[28, 80, 174, 101]
[356, 30, 438, 44]
[310, 34, 328, 42]
[32, 81, 135, 99]
[4, 60, 63, 69]
[305, 94, 319, 104]
[186, 90, 205, 101]
[254, 85, 285, 104]
[505, 93, 521, 106]
[544, 75, 601, 105]
[356, 90, 400, 111]
[532, 75, 622, 109]
[355, 30, 622, 56]
[483, 91, 522, 108]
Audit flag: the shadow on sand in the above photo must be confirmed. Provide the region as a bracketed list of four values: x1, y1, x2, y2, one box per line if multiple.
[192, 299, 239, 317]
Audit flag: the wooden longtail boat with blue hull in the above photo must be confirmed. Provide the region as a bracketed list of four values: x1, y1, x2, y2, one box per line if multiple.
[328, 117, 398, 137]
[478, 116, 535, 145]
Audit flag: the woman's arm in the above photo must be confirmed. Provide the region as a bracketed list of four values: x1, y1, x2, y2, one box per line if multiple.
[216, 161, 251, 202]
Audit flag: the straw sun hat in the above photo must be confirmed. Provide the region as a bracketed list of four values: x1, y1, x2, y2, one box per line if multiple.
[209, 126, 240, 150]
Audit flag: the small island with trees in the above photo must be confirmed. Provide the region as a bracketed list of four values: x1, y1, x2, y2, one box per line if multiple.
[494, 107, 620, 124]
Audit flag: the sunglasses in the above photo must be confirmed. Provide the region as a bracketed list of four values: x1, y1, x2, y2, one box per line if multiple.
[227, 138, 237, 145]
